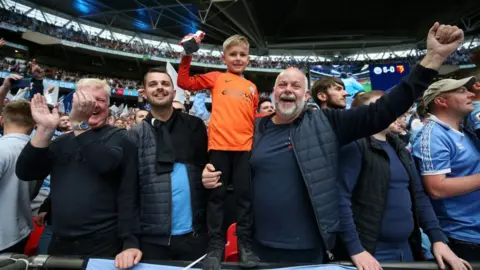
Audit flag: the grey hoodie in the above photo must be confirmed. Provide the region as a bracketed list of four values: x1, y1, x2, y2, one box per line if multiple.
[0, 133, 34, 251]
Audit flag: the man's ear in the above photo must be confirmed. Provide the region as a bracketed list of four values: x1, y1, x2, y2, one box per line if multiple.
[318, 92, 327, 102]
[0, 116, 3, 126]
[433, 96, 448, 109]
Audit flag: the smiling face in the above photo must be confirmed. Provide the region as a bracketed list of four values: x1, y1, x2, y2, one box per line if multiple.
[221, 35, 250, 75]
[222, 44, 250, 75]
[76, 84, 109, 129]
[273, 68, 308, 122]
[143, 72, 175, 108]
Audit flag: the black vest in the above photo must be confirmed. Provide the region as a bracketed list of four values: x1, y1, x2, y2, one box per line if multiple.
[352, 135, 424, 260]
[128, 117, 207, 240]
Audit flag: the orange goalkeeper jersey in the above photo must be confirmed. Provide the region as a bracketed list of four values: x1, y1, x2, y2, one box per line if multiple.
[177, 56, 258, 151]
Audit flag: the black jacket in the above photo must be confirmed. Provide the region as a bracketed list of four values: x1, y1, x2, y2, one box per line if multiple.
[128, 112, 208, 244]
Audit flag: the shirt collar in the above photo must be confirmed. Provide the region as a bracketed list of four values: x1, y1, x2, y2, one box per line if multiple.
[427, 114, 464, 137]
[0, 133, 31, 140]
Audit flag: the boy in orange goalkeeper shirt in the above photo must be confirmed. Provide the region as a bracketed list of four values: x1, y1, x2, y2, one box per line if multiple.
[177, 35, 259, 270]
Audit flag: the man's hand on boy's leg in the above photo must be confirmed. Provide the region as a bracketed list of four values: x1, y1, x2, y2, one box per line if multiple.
[202, 163, 222, 189]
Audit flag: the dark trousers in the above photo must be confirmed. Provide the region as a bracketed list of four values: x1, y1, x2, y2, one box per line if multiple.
[141, 232, 208, 261]
[207, 150, 252, 250]
[48, 232, 121, 258]
[448, 238, 480, 262]
[252, 240, 324, 264]
[373, 241, 414, 262]
[0, 236, 28, 254]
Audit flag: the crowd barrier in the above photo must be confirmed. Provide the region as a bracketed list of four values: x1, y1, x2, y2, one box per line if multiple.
[1, 253, 479, 270]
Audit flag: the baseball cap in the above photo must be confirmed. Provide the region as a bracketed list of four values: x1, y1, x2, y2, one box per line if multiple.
[423, 76, 477, 108]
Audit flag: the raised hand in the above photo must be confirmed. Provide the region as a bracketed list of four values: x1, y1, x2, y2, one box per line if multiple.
[31, 93, 60, 129]
[69, 90, 96, 123]
[427, 22, 464, 59]
[1, 74, 23, 90]
[422, 22, 464, 70]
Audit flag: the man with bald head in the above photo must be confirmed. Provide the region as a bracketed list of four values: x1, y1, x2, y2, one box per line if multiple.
[202, 23, 464, 264]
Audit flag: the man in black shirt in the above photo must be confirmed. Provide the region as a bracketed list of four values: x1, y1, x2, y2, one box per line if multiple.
[16, 78, 141, 264]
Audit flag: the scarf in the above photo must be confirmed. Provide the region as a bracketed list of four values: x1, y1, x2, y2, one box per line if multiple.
[144, 110, 178, 174]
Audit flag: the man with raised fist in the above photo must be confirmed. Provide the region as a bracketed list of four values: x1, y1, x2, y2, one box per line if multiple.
[202, 22, 467, 269]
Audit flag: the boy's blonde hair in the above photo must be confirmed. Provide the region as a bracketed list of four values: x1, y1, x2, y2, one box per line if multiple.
[223, 35, 250, 52]
[76, 78, 111, 102]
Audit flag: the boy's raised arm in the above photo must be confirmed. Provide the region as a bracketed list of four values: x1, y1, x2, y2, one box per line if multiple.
[177, 55, 219, 91]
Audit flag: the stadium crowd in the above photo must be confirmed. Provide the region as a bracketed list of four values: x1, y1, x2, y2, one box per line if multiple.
[1, 12, 480, 270]
[1, 56, 142, 89]
[0, 5, 478, 70]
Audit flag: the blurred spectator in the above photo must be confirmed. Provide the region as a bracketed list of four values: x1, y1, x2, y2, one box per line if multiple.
[134, 110, 148, 125]
[465, 71, 480, 137]
[114, 118, 126, 129]
[107, 111, 116, 125]
[0, 100, 36, 253]
[258, 97, 274, 114]
[172, 101, 186, 112]
[57, 113, 71, 132]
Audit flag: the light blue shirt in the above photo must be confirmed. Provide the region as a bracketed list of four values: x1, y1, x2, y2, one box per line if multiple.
[192, 93, 210, 121]
[171, 163, 193, 235]
[341, 77, 364, 96]
[412, 115, 480, 243]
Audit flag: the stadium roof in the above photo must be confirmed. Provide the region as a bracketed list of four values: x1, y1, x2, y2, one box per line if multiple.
[8, 0, 480, 53]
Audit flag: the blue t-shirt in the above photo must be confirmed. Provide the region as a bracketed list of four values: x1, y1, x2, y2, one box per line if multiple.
[171, 163, 193, 235]
[374, 139, 414, 242]
[412, 116, 480, 243]
[250, 119, 321, 250]
[338, 139, 414, 255]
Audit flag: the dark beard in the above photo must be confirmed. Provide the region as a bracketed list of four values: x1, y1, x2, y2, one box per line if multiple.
[326, 99, 346, 109]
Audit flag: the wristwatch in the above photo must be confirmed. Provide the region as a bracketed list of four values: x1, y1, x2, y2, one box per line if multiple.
[71, 121, 90, 131]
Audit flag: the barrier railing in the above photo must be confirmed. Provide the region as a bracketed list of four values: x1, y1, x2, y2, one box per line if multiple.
[1, 253, 479, 270]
